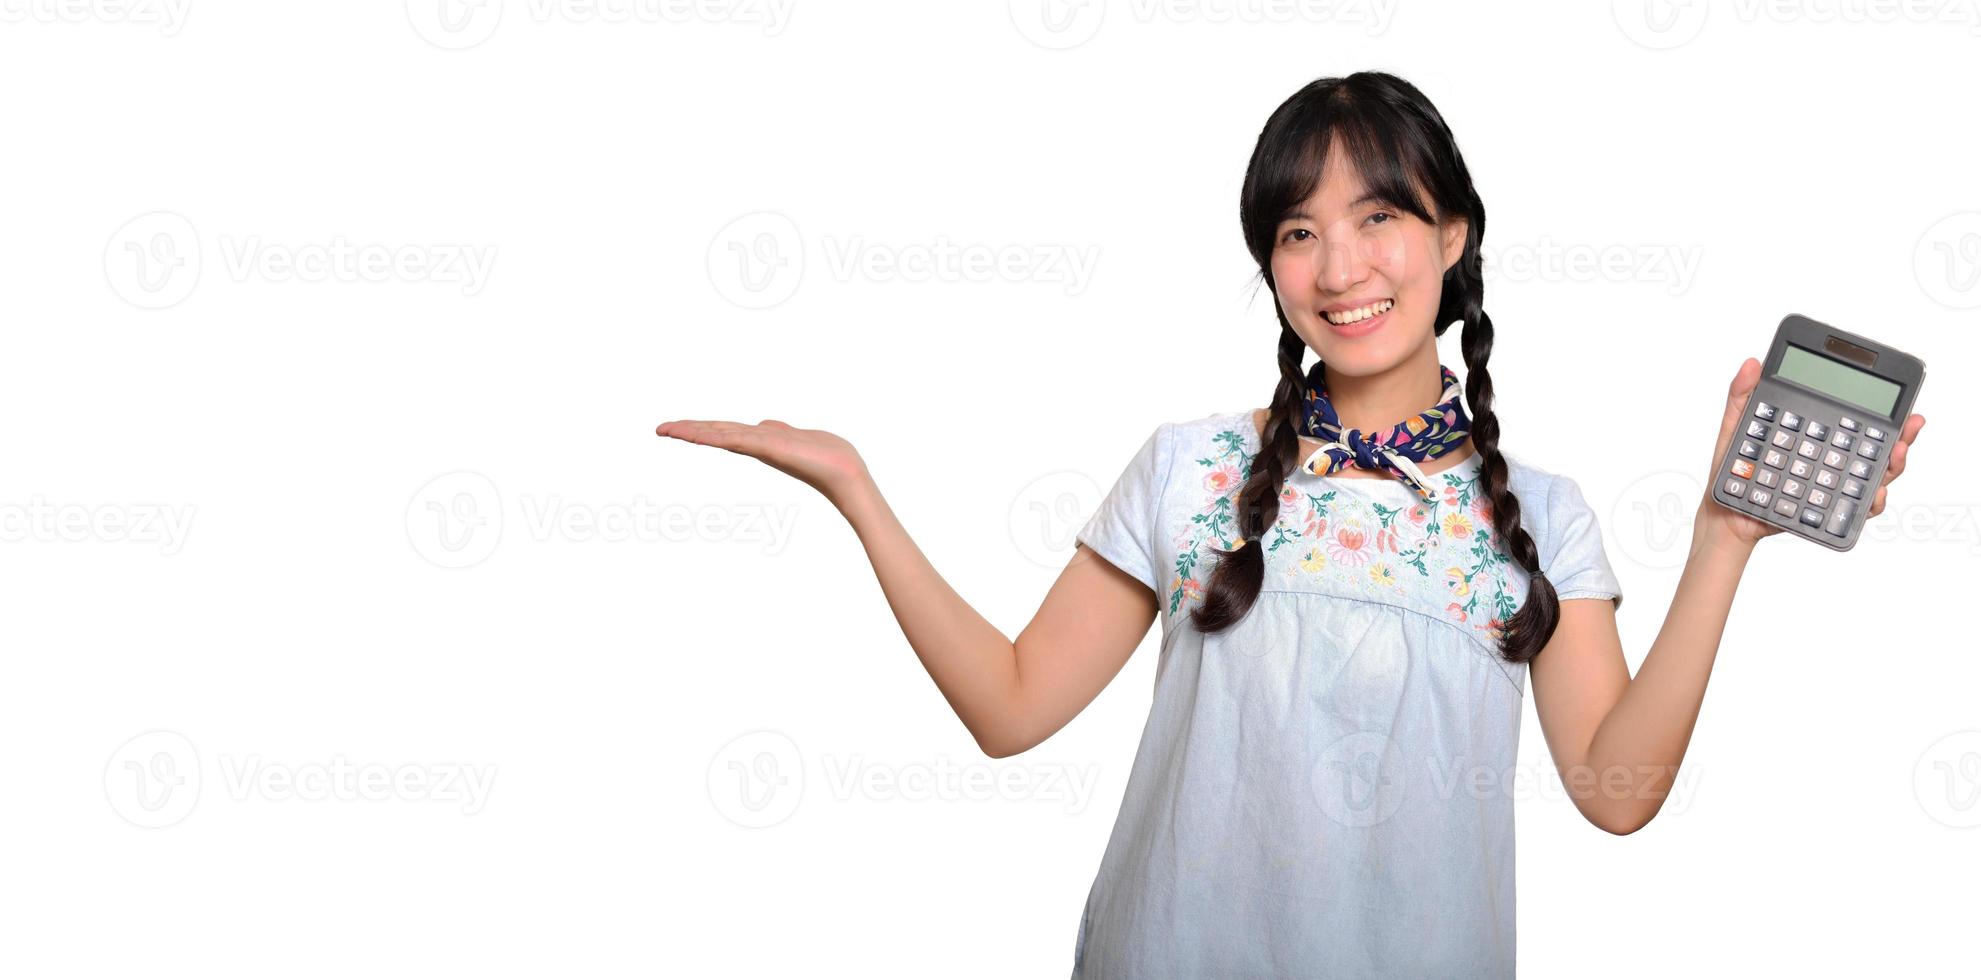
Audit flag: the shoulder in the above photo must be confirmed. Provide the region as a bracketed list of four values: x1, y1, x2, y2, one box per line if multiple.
[1112, 410, 1256, 470]
[1497, 449, 1598, 521]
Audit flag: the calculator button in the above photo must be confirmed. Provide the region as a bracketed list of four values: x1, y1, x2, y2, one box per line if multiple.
[1855, 441, 1879, 460]
[1731, 459, 1755, 479]
[1753, 401, 1777, 421]
[1722, 478, 1746, 498]
[1755, 469, 1778, 488]
[1820, 449, 1844, 469]
[1790, 458, 1813, 479]
[1738, 439, 1761, 459]
[1748, 487, 1771, 507]
[1808, 488, 1830, 508]
[1865, 425, 1886, 442]
[1842, 477, 1864, 499]
[1763, 449, 1788, 469]
[1800, 507, 1824, 528]
[1830, 431, 1853, 451]
[1827, 502, 1855, 537]
[1815, 469, 1838, 489]
[1781, 478, 1804, 498]
[1848, 459, 1871, 480]
[1773, 498, 1800, 519]
[1805, 420, 1828, 441]
[1797, 439, 1820, 459]
[1771, 430, 1795, 449]
[1838, 416, 1859, 431]
[1747, 420, 1769, 439]
[1779, 410, 1802, 431]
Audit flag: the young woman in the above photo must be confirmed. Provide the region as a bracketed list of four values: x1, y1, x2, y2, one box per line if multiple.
[657, 71, 1927, 977]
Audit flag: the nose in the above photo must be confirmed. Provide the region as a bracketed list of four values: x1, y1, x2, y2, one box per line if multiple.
[1312, 218, 1374, 293]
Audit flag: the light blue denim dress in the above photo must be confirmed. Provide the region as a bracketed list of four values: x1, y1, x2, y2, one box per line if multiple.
[1071, 410, 1625, 979]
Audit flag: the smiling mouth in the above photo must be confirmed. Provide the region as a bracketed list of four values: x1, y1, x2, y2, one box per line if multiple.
[1321, 298, 1394, 325]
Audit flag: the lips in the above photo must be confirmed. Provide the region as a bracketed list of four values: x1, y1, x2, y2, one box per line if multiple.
[1322, 301, 1392, 339]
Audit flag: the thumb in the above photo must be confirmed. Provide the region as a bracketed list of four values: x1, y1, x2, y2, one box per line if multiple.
[1723, 358, 1761, 425]
[1715, 357, 1762, 454]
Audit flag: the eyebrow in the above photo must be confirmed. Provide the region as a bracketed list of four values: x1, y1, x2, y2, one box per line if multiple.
[1280, 193, 1395, 223]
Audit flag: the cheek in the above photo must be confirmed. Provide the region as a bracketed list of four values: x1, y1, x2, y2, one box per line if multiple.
[1271, 255, 1312, 298]
[1390, 234, 1443, 293]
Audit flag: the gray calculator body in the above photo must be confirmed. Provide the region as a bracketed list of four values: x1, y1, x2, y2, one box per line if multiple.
[1712, 314, 1925, 551]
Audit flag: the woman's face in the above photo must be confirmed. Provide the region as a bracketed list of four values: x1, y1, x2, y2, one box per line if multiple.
[1270, 139, 1469, 379]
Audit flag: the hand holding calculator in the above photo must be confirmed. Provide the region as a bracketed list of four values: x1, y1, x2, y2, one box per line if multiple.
[1708, 314, 1926, 551]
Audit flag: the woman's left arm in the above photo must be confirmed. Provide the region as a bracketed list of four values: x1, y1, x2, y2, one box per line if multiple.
[1529, 358, 1926, 835]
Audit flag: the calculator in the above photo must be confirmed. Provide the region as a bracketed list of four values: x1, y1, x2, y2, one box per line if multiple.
[1712, 314, 1925, 551]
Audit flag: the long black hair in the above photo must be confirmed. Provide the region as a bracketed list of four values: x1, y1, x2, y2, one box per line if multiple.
[1188, 71, 1560, 664]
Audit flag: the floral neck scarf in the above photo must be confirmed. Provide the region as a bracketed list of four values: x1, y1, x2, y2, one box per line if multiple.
[1297, 362, 1472, 500]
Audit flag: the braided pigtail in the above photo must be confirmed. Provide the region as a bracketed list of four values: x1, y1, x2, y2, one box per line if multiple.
[1458, 295, 1560, 663]
[1187, 321, 1306, 634]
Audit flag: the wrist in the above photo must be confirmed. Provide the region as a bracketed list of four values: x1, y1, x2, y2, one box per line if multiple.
[1690, 504, 1756, 563]
[829, 469, 885, 523]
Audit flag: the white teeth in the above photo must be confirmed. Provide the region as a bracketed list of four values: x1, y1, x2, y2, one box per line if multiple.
[1324, 299, 1394, 325]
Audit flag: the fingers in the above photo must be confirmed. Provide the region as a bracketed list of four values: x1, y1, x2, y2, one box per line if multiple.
[1880, 413, 1926, 485]
[656, 419, 754, 450]
[1871, 483, 1887, 518]
[658, 418, 794, 436]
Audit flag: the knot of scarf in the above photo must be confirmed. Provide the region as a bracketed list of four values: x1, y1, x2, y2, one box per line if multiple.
[1296, 362, 1472, 501]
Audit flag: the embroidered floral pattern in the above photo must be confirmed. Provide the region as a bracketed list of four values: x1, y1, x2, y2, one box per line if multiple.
[1166, 424, 1518, 641]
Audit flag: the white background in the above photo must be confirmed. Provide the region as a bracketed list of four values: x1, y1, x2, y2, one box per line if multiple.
[4, 1, 1979, 976]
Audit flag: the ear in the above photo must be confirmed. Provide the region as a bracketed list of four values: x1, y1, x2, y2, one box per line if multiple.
[1439, 216, 1470, 275]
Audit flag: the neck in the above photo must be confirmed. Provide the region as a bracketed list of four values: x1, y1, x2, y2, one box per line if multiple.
[1321, 346, 1446, 435]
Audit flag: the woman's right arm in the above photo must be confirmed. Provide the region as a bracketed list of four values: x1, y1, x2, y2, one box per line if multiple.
[656, 418, 1158, 758]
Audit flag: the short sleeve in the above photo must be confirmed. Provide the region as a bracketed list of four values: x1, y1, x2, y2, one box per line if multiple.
[1076, 423, 1173, 596]
[1542, 474, 1624, 611]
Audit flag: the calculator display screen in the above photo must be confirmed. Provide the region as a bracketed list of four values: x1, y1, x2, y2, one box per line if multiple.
[1776, 344, 1901, 417]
